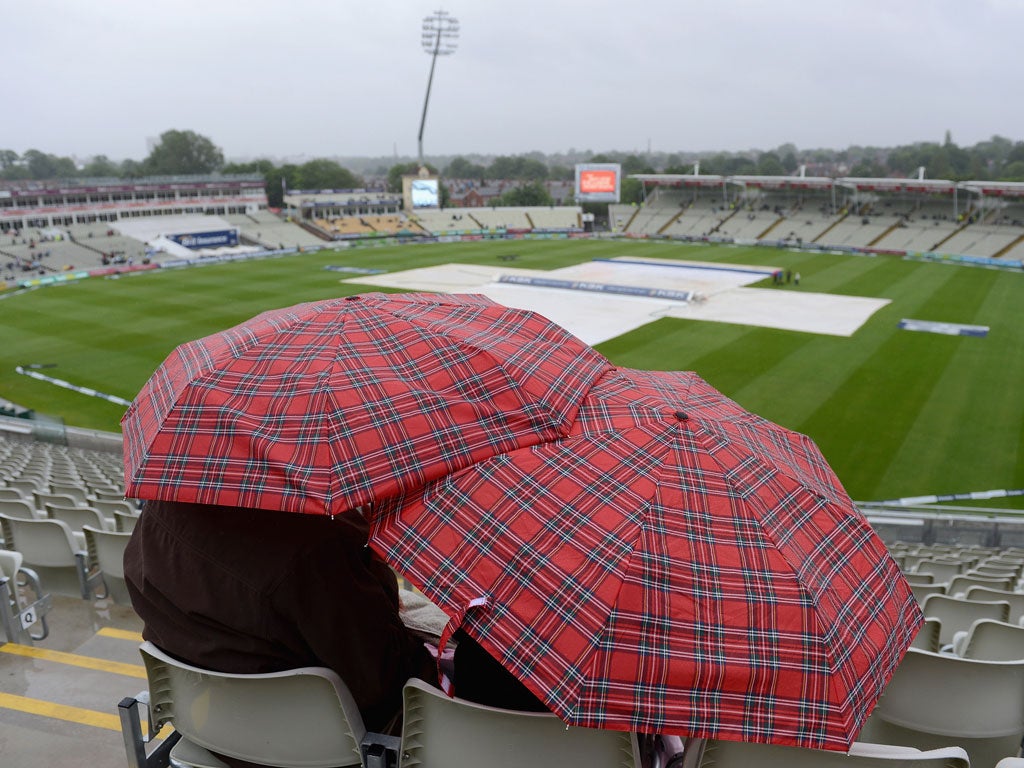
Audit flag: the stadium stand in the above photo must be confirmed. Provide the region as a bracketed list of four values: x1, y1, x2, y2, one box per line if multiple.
[936, 224, 1023, 258]
[316, 216, 376, 237]
[608, 203, 637, 233]
[714, 205, 784, 241]
[625, 174, 1024, 263]
[659, 197, 727, 238]
[468, 207, 533, 230]
[624, 188, 689, 235]
[408, 208, 480, 234]
[523, 206, 581, 231]
[237, 209, 330, 249]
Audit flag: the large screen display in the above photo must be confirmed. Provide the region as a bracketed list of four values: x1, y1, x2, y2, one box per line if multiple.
[411, 178, 440, 208]
[575, 164, 621, 203]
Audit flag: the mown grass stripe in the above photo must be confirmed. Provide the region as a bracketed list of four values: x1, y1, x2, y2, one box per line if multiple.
[0, 643, 146, 678]
[799, 261, 971, 498]
[877, 268, 1024, 495]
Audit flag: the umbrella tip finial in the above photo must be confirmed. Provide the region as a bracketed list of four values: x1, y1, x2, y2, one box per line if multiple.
[674, 411, 689, 422]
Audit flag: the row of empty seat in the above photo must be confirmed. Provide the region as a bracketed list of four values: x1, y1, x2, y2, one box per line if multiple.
[1, 435, 139, 641]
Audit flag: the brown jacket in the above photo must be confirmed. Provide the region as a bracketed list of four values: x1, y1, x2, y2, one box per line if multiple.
[123, 499, 434, 735]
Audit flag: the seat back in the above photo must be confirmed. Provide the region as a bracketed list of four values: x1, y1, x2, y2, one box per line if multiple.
[695, 738, 969, 767]
[870, 648, 1024, 768]
[920, 594, 1010, 645]
[0, 498, 39, 520]
[49, 483, 89, 506]
[901, 573, 934, 586]
[909, 584, 945, 607]
[92, 498, 136, 518]
[0, 487, 29, 502]
[964, 586, 1024, 623]
[7, 478, 43, 496]
[45, 503, 108, 533]
[909, 619, 941, 653]
[82, 525, 129, 574]
[972, 563, 1021, 578]
[32, 490, 78, 513]
[139, 641, 367, 768]
[915, 560, 962, 583]
[0, 513, 94, 599]
[961, 619, 1024, 661]
[399, 677, 640, 768]
[947, 573, 1015, 596]
[113, 510, 138, 533]
[0, 548, 23, 580]
[91, 487, 128, 502]
[1, 514, 80, 567]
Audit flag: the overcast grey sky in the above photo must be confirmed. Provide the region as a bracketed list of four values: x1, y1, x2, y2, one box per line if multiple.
[6, 0, 1024, 162]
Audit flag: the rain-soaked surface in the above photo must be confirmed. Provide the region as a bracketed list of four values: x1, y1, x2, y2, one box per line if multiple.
[1, 590, 146, 767]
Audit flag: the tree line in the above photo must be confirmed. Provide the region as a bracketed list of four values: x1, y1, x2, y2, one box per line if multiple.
[4, 129, 1024, 209]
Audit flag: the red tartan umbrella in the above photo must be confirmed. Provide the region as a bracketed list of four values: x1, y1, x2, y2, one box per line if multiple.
[122, 292, 611, 515]
[369, 367, 922, 751]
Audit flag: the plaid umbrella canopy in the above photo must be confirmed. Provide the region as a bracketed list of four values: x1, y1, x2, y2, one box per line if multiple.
[122, 292, 612, 515]
[369, 367, 922, 751]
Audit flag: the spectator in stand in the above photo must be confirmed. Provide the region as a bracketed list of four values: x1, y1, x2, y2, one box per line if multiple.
[124, 499, 437, 750]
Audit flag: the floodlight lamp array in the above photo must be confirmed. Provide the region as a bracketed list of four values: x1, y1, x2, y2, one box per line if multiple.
[421, 10, 459, 56]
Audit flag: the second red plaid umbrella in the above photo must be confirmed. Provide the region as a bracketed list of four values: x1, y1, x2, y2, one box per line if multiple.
[122, 292, 611, 515]
[369, 367, 922, 751]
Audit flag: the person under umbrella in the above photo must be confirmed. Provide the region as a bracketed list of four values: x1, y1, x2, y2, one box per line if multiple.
[368, 366, 923, 753]
[120, 292, 613, 765]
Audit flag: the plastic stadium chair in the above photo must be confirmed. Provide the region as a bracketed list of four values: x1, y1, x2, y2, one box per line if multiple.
[965, 586, 1024, 624]
[120, 640, 396, 768]
[92, 497, 137, 520]
[91, 487, 130, 503]
[32, 489, 80, 513]
[82, 525, 133, 603]
[113, 510, 139, 533]
[0, 487, 30, 503]
[951, 618, 1024, 661]
[0, 513, 101, 599]
[920, 593, 1010, 646]
[45, 503, 111, 533]
[909, 584, 946, 607]
[692, 738, 969, 768]
[0, 548, 50, 642]
[910, 619, 941, 653]
[0, 498, 40, 520]
[399, 677, 641, 768]
[902, 573, 935, 586]
[947, 573, 1015, 597]
[6, 478, 44, 496]
[49, 482, 90, 506]
[972, 563, 1022, 579]
[867, 648, 1024, 768]
[915, 560, 964, 584]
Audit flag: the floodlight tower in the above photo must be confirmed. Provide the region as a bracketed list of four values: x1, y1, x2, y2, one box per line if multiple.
[418, 9, 459, 170]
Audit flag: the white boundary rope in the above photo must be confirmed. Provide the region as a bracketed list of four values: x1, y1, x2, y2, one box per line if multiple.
[872, 489, 1024, 506]
[14, 366, 132, 407]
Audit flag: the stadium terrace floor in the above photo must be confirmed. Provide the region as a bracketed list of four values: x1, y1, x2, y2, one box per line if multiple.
[1, 593, 146, 767]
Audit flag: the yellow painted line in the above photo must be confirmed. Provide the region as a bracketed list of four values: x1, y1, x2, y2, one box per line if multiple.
[97, 627, 144, 642]
[0, 691, 122, 732]
[0, 643, 145, 678]
[0, 691, 165, 739]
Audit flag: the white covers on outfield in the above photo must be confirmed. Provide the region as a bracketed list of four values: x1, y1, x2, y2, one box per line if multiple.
[344, 256, 890, 345]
